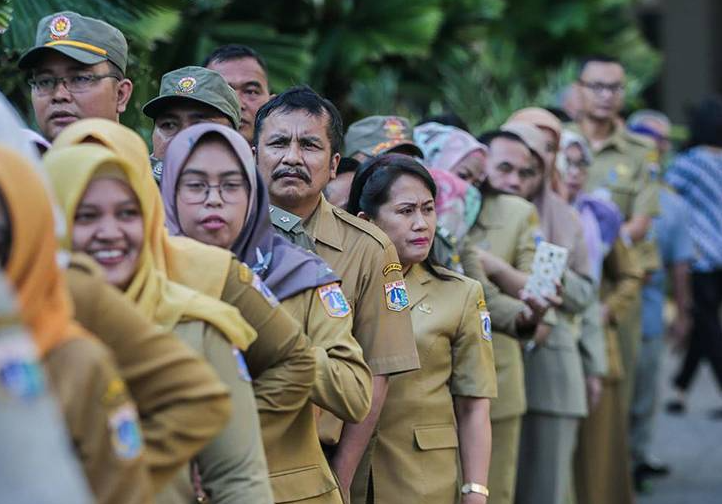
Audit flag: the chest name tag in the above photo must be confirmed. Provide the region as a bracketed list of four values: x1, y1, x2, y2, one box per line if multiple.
[384, 280, 410, 312]
[317, 283, 351, 318]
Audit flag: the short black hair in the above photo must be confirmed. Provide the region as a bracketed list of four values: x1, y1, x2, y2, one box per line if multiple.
[348, 153, 454, 281]
[202, 44, 268, 73]
[417, 113, 470, 132]
[337, 157, 360, 176]
[578, 54, 623, 78]
[253, 85, 344, 155]
[477, 130, 526, 148]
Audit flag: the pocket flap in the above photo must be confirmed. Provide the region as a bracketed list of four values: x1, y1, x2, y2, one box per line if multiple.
[413, 425, 458, 451]
[270, 464, 337, 503]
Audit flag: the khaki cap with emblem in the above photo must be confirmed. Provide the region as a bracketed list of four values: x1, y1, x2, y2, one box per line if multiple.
[19, 11, 128, 73]
[344, 115, 424, 158]
[142, 66, 241, 130]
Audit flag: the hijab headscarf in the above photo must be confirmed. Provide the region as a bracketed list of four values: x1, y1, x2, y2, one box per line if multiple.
[558, 130, 623, 282]
[413, 122, 487, 172]
[161, 123, 339, 301]
[44, 144, 256, 350]
[503, 118, 591, 276]
[428, 168, 481, 242]
[0, 146, 88, 356]
[52, 118, 233, 299]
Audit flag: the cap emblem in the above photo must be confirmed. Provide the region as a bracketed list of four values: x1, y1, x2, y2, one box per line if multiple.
[49, 15, 72, 40]
[176, 76, 197, 94]
[383, 117, 406, 139]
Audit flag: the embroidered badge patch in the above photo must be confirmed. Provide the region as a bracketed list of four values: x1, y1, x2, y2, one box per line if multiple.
[383, 117, 405, 139]
[49, 15, 71, 39]
[232, 347, 252, 382]
[382, 262, 403, 276]
[108, 403, 143, 460]
[318, 283, 351, 318]
[252, 273, 279, 307]
[176, 76, 197, 94]
[480, 311, 493, 341]
[384, 280, 410, 312]
[0, 335, 45, 400]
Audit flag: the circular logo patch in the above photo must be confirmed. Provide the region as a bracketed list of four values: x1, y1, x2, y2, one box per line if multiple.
[49, 15, 72, 39]
[176, 76, 197, 94]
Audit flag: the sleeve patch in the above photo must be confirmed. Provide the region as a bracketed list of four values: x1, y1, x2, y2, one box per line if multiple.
[384, 280, 410, 312]
[382, 262, 403, 276]
[102, 377, 127, 406]
[108, 403, 143, 460]
[480, 311, 493, 341]
[232, 347, 252, 382]
[317, 283, 351, 318]
[0, 335, 45, 400]
[252, 273, 279, 307]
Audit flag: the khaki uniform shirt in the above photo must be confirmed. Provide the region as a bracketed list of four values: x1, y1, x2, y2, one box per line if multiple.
[370, 264, 496, 504]
[157, 320, 274, 504]
[303, 196, 419, 376]
[282, 286, 372, 443]
[572, 122, 661, 272]
[465, 193, 539, 421]
[45, 337, 152, 504]
[600, 239, 644, 382]
[66, 258, 232, 491]
[222, 261, 344, 504]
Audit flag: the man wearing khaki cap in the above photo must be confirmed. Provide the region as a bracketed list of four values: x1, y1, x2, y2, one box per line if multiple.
[19, 11, 133, 141]
[343, 115, 424, 162]
[142, 66, 241, 180]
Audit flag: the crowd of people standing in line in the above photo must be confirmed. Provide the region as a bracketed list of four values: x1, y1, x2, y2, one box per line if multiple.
[3, 9, 722, 504]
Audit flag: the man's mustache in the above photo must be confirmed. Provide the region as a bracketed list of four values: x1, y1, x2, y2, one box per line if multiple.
[271, 166, 312, 184]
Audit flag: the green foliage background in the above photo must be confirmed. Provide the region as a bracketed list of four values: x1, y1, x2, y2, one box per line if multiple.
[1, 0, 660, 137]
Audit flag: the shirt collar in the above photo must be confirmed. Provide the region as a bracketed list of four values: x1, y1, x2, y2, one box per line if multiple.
[305, 194, 345, 252]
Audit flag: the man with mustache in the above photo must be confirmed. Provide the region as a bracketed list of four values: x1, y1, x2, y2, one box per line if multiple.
[253, 86, 419, 502]
[19, 11, 133, 142]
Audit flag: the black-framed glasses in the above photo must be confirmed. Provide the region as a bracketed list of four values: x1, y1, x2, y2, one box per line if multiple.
[578, 80, 625, 95]
[28, 73, 120, 96]
[178, 180, 247, 204]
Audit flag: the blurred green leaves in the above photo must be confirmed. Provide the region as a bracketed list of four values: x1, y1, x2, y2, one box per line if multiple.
[2, 0, 661, 136]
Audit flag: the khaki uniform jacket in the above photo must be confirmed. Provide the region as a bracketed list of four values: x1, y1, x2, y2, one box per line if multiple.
[282, 286, 372, 438]
[571, 123, 662, 272]
[157, 320, 274, 504]
[66, 258, 232, 491]
[371, 265, 497, 504]
[221, 261, 346, 503]
[600, 239, 644, 383]
[465, 193, 539, 421]
[460, 237, 529, 338]
[524, 269, 595, 417]
[304, 196, 419, 376]
[45, 337, 153, 504]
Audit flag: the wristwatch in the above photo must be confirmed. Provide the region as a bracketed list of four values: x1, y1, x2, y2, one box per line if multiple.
[461, 482, 489, 497]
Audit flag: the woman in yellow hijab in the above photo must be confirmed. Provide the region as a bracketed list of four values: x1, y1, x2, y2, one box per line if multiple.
[0, 146, 152, 504]
[44, 143, 274, 504]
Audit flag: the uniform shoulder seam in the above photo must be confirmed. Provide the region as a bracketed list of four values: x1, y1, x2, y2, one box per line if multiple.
[332, 206, 390, 248]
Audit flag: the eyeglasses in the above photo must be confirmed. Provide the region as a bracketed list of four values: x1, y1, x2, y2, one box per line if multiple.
[28, 73, 120, 96]
[578, 80, 625, 95]
[178, 180, 247, 204]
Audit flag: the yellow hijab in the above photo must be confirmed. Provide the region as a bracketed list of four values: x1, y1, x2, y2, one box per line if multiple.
[43, 144, 256, 350]
[52, 118, 232, 299]
[0, 146, 89, 356]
